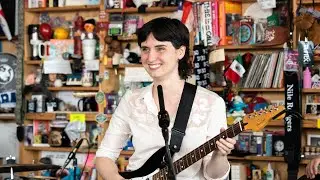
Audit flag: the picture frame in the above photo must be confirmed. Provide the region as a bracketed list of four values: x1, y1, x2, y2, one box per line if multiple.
[307, 134, 320, 146]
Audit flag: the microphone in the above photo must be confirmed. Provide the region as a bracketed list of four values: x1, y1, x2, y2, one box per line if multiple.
[59, 138, 84, 176]
[67, 138, 84, 160]
[157, 85, 169, 129]
[157, 85, 165, 112]
[157, 85, 176, 180]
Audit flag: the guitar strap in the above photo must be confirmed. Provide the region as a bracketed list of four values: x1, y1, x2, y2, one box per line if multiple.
[169, 82, 197, 153]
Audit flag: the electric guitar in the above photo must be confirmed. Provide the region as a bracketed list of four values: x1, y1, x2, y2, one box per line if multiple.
[119, 105, 286, 180]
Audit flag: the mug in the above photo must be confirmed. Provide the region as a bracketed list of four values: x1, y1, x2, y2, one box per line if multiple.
[77, 97, 98, 112]
[82, 39, 97, 60]
[38, 39, 74, 59]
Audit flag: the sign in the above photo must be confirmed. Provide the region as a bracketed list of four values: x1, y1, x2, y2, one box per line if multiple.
[193, 45, 210, 88]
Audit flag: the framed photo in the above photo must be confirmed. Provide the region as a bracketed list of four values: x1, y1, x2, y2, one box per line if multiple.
[307, 134, 320, 146]
[305, 103, 320, 115]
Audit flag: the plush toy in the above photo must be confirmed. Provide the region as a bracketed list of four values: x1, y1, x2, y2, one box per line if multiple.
[228, 95, 247, 117]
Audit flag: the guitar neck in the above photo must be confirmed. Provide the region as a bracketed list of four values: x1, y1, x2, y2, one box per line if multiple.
[155, 121, 245, 178]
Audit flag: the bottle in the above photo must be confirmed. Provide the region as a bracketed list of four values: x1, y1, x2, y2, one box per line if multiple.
[266, 163, 274, 180]
[303, 67, 312, 88]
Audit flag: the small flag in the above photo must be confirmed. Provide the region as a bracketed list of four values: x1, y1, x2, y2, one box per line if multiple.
[0, 3, 12, 41]
[224, 55, 245, 84]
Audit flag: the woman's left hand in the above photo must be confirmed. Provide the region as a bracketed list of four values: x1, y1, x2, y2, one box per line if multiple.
[215, 128, 236, 156]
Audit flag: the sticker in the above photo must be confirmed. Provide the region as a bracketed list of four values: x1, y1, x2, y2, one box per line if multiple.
[96, 113, 108, 123]
[317, 119, 320, 129]
[70, 113, 85, 123]
[95, 91, 105, 104]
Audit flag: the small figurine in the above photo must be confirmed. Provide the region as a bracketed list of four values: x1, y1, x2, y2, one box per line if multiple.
[83, 19, 96, 39]
[228, 95, 247, 117]
[74, 15, 85, 56]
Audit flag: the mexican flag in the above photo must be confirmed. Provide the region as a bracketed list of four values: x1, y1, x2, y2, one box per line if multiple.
[224, 55, 245, 84]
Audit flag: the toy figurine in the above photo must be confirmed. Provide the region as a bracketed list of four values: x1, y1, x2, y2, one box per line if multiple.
[74, 15, 85, 56]
[228, 95, 247, 117]
[83, 19, 96, 39]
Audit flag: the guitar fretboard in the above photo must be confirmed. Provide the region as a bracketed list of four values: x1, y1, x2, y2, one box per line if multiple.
[152, 121, 245, 180]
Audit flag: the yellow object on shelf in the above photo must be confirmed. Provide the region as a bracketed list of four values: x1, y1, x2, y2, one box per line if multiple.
[53, 27, 69, 39]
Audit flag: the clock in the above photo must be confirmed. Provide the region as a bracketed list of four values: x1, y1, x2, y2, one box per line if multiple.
[272, 135, 285, 156]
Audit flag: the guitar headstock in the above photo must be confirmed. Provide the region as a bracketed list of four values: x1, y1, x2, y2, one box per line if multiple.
[242, 105, 285, 131]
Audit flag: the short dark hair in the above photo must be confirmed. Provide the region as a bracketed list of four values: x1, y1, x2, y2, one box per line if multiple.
[137, 17, 191, 80]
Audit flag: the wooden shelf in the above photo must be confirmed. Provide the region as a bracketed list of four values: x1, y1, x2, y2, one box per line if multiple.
[314, 56, 320, 62]
[297, 0, 320, 4]
[47, 87, 99, 91]
[117, 35, 137, 41]
[24, 147, 134, 156]
[24, 60, 42, 65]
[240, 88, 285, 92]
[265, 119, 318, 129]
[105, 6, 178, 13]
[25, 5, 100, 12]
[105, 64, 143, 69]
[25, 112, 111, 121]
[210, 87, 284, 92]
[0, 113, 15, 120]
[228, 155, 309, 164]
[302, 88, 320, 93]
[25, 146, 97, 153]
[218, 44, 284, 50]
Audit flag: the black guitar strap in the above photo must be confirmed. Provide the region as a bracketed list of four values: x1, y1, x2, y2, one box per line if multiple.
[169, 82, 197, 153]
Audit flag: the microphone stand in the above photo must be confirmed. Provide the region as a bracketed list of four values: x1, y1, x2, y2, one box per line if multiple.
[73, 157, 77, 180]
[59, 138, 84, 180]
[157, 85, 176, 180]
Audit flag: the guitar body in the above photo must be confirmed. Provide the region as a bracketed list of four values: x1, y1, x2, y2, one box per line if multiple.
[119, 146, 167, 179]
[118, 106, 285, 180]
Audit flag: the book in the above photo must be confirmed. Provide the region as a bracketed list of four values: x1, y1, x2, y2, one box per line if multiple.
[33, 120, 50, 147]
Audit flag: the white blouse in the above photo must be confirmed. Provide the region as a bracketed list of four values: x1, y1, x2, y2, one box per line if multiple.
[96, 84, 230, 180]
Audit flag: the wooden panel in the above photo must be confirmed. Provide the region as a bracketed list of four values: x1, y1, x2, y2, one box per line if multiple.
[0, 113, 15, 120]
[25, 112, 111, 121]
[47, 87, 100, 91]
[210, 87, 285, 92]
[219, 44, 284, 50]
[105, 6, 178, 13]
[302, 88, 320, 93]
[25, 146, 97, 153]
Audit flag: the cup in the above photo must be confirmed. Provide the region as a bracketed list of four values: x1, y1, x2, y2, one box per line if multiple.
[82, 39, 97, 60]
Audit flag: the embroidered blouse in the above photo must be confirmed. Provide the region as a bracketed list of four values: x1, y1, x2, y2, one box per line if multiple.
[96, 84, 230, 180]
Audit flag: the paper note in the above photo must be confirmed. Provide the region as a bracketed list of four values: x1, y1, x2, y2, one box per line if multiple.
[70, 113, 86, 123]
[43, 60, 72, 74]
[41, 151, 95, 168]
[124, 67, 153, 82]
[84, 60, 100, 71]
[209, 49, 225, 64]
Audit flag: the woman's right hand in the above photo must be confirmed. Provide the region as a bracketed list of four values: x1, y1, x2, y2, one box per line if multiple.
[105, 173, 125, 180]
[306, 156, 320, 179]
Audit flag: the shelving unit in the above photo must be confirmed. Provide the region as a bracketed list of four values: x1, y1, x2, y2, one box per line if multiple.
[19, 0, 317, 179]
[25, 112, 111, 122]
[105, 6, 178, 13]
[24, 5, 100, 12]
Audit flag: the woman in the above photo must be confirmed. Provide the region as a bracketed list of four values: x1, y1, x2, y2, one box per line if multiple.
[96, 17, 236, 180]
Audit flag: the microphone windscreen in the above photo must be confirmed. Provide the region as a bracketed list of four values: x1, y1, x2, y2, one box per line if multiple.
[16, 125, 24, 142]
